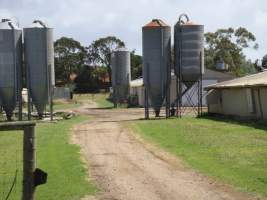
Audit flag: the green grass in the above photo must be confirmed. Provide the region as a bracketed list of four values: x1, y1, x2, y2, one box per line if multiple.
[0, 116, 97, 200]
[129, 116, 267, 197]
[0, 128, 23, 199]
[77, 93, 113, 108]
[52, 100, 81, 111]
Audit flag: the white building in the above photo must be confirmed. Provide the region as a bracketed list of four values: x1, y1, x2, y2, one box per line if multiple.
[206, 71, 267, 120]
[130, 69, 235, 107]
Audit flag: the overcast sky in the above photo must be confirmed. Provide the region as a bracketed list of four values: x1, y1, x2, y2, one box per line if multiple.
[1, 0, 266, 61]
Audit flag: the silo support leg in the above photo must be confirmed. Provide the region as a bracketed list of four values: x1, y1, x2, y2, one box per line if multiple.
[144, 88, 149, 119]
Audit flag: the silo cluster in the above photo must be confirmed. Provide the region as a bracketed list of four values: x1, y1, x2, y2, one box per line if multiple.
[111, 47, 131, 107]
[142, 14, 204, 118]
[0, 18, 54, 121]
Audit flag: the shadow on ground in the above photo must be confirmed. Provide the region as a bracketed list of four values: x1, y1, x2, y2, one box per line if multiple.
[199, 113, 267, 132]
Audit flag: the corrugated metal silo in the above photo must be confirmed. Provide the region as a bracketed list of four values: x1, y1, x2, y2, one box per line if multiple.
[174, 14, 204, 88]
[142, 19, 171, 116]
[24, 20, 55, 118]
[0, 19, 22, 120]
[111, 47, 131, 104]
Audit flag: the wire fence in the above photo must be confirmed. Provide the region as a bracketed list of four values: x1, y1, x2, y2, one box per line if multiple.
[0, 131, 23, 200]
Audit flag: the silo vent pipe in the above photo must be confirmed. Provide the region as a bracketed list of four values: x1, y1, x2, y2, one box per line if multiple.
[33, 20, 46, 28]
[178, 13, 190, 25]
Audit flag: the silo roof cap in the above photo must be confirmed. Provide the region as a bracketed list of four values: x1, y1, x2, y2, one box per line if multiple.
[143, 19, 170, 28]
[25, 20, 52, 28]
[176, 14, 203, 26]
[0, 18, 21, 30]
[114, 47, 129, 52]
[176, 20, 202, 26]
[183, 21, 197, 25]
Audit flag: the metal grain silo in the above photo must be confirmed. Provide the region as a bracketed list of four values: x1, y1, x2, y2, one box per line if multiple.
[174, 14, 204, 88]
[111, 47, 131, 105]
[142, 19, 171, 117]
[0, 19, 22, 120]
[24, 20, 55, 119]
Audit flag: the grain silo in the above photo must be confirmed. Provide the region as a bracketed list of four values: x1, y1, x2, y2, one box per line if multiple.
[142, 19, 171, 118]
[24, 20, 55, 119]
[173, 14, 204, 117]
[0, 19, 23, 121]
[111, 47, 131, 107]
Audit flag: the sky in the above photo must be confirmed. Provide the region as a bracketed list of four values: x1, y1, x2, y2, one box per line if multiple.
[0, 0, 266, 61]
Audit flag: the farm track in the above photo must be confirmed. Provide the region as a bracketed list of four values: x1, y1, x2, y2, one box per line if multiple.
[72, 102, 259, 200]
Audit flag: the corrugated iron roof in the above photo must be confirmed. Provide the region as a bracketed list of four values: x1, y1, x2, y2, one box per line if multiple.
[182, 21, 197, 26]
[114, 47, 129, 52]
[130, 72, 176, 88]
[205, 70, 267, 90]
[203, 69, 235, 81]
[143, 19, 170, 28]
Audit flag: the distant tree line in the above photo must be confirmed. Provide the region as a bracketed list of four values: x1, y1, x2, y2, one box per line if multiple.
[54, 36, 142, 93]
[204, 27, 259, 76]
[261, 54, 267, 69]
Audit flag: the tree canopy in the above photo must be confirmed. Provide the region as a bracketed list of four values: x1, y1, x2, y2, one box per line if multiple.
[131, 50, 142, 80]
[54, 37, 87, 84]
[205, 27, 258, 76]
[87, 36, 125, 84]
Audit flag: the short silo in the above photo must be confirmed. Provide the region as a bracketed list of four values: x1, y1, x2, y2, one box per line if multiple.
[111, 47, 131, 105]
[24, 20, 55, 119]
[142, 19, 171, 117]
[0, 19, 22, 120]
[174, 14, 204, 88]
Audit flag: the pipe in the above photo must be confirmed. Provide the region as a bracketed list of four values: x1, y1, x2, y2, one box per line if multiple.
[178, 14, 190, 25]
[33, 20, 46, 28]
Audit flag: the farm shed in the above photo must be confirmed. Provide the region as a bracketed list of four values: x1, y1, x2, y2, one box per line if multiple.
[205, 71, 267, 120]
[130, 69, 235, 107]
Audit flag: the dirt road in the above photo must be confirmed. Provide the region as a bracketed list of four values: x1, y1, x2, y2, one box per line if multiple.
[72, 103, 257, 200]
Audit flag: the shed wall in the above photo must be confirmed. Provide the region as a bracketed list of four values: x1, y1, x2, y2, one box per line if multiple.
[207, 87, 267, 120]
[260, 88, 267, 120]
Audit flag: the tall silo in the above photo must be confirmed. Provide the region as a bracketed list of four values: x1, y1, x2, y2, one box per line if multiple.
[111, 47, 131, 107]
[24, 20, 55, 119]
[174, 14, 204, 88]
[142, 19, 171, 118]
[174, 14, 204, 116]
[0, 19, 23, 121]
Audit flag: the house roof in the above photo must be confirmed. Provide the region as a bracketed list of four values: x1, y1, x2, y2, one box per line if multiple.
[205, 70, 267, 90]
[203, 68, 235, 81]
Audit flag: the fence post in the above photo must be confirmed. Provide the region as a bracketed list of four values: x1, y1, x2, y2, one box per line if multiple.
[23, 125, 35, 200]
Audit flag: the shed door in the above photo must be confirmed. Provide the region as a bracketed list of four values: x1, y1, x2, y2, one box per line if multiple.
[246, 88, 256, 113]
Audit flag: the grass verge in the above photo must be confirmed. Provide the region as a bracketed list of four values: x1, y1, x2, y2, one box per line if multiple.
[129, 116, 267, 197]
[53, 100, 81, 111]
[0, 116, 97, 200]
